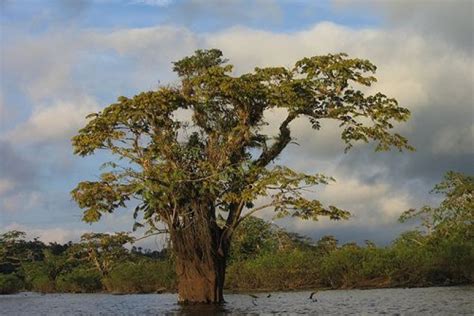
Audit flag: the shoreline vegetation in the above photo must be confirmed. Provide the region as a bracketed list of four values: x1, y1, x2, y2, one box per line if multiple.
[1, 172, 472, 296]
[1, 216, 472, 295]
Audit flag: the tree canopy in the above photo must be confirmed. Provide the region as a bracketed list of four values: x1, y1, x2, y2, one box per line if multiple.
[69, 233, 134, 277]
[72, 49, 412, 234]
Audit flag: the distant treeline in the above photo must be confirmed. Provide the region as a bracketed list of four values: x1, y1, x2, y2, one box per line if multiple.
[0, 218, 471, 294]
[1, 172, 472, 294]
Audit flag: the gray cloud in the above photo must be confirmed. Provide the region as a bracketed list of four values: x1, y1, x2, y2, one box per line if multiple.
[335, 0, 474, 52]
[335, 96, 474, 189]
[0, 140, 38, 193]
[0, 140, 44, 215]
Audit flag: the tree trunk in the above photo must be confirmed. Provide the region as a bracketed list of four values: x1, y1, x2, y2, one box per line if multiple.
[175, 254, 226, 304]
[170, 205, 229, 304]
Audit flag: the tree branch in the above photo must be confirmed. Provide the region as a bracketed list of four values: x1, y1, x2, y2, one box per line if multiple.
[235, 201, 280, 227]
[133, 230, 169, 242]
[254, 112, 296, 168]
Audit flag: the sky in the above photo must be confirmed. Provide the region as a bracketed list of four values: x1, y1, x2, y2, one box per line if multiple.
[0, 0, 473, 248]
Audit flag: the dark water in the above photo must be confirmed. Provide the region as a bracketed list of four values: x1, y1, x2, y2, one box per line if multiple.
[1, 286, 472, 315]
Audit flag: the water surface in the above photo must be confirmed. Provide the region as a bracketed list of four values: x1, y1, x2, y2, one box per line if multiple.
[1, 286, 472, 315]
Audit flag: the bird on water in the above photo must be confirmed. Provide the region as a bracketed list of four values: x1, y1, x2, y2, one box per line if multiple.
[309, 291, 318, 302]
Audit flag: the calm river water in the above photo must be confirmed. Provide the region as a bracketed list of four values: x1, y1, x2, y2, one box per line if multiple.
[0, 286, 472, 315]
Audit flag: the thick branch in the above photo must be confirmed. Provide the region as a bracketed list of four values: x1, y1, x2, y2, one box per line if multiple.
[254, 112, 296, 168]
[225, 200, 245, 231]
[224, 114, 297, 233]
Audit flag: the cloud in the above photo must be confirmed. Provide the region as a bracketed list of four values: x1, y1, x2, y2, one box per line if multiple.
[1, 25, 197, 107]
[248, 169, 418, 245]
[305, 172, 413, 222]
[1, 0, 92, 31]
[268, 173, 417, 245]
[1, 221, 167, 250]
[1, 191, 46, 213]
[0, 140, 38, 191]
[0, 91, 5, 122]
[2, 32, 85, 102]
[2, 223, 88, 244]
[5, 98, 98, 144]
[93, 25, 200, 87]
[334, 0, 474, 52]
[0, 140, 43, 216]
[432, 124, 474, 155]
[0, 179, 15, 196]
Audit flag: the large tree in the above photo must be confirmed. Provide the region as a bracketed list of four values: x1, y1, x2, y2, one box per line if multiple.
[72, 49, 412, 304]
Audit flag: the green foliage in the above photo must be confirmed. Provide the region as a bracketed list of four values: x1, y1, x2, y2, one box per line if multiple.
[319, 244, 395, 288]
[400, 171, 473, 239]
[0, 273, 23, 294]
[319, 244, 365, 288]
[69, 232, 134, 276]
[21, 250, 74, 293]
[360, 248, 394, 282]
[56, 268, 102, 293]
[390, 232, 441, 286]
[396, 171, 474, 285]
[71, 49, 411, 241]
[230, 216, 314, 262]
[173, 49, 227, 77]
[226, 250, 321, 290]
[30, 274, 56, 293]
[315, 235, 339, 255]
[22, 262, 56, 293]
[0, 231, 45, 274]
[434, 237, 474, 283]
[103, 260, 176, 293]
[230, 217, 279, 262]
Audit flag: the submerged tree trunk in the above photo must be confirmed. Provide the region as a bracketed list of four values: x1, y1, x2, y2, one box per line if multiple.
[170, 205, 229, 304]
[175, 253, 226, 304]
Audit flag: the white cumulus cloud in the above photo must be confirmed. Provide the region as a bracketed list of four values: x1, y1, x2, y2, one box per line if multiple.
[5, 97, 98, 144]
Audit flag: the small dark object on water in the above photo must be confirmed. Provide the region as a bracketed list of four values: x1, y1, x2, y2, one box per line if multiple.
[267, 294, 271, 298]
[309, 291, 318, 301]
[155, 287, 167, 294]
[248, 294, 259, 306]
